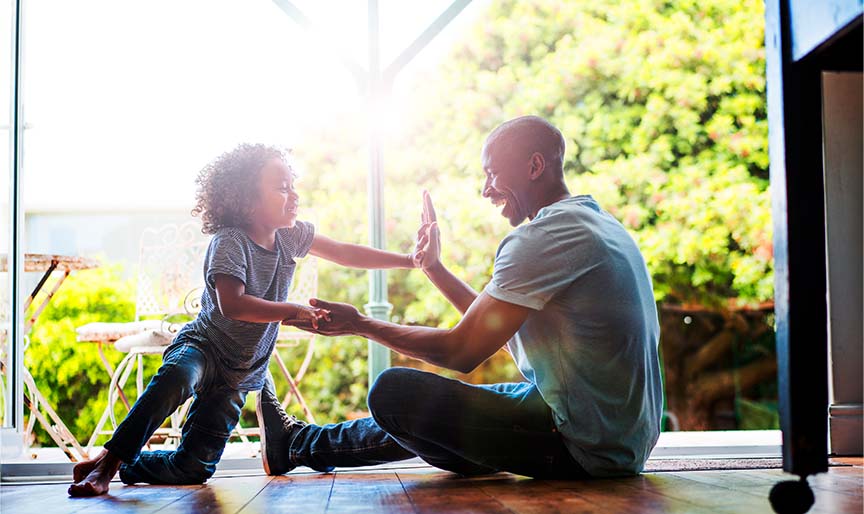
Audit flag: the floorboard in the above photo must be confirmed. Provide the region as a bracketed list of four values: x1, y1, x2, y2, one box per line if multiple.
[1, 458, 860, 513]
[239, 473, 334, 513]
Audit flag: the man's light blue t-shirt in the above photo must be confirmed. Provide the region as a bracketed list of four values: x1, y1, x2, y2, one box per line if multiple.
[484, 195, 662, 477]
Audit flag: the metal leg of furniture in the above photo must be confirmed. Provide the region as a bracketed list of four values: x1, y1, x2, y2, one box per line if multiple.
[89, 347, 252, 452]
[230, 418, 254, 444]
[87, 351, 138, 453]
[272, 350, 316, 424]
[85, 400, 113, 454]
[94, 342, 131, 411]
[136, 353, 144, 397]
[292, 335, 316, 384]
[23, 393, 38, 444]
[22, 392, 79, 462]
[22, 369, 87, 461]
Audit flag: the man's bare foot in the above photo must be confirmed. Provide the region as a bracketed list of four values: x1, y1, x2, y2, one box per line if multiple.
[68, 450, 122, 497]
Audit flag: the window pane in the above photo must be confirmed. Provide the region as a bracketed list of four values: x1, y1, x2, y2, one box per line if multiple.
[0, 0, 14, 428]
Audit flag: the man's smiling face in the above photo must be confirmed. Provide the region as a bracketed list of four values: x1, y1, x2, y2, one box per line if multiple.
[480, 140, 532, 227]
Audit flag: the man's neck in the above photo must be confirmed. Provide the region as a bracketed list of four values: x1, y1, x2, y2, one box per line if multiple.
[529, 188, 571, 220]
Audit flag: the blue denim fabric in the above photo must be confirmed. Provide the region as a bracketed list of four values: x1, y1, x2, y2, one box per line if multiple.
[288, 367, 588, 478]
[103, 334, 246, 485]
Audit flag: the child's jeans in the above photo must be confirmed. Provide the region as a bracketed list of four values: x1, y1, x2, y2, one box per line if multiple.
[103, 333, 246, 485]
[287, 367, 588, 479]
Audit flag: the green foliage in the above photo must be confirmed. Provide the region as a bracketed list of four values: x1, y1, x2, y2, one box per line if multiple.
[268, 336, 369, 423]
[295, 0, 774, 425]
[292, 0, 773, 420]
[24, 263, 137, 446]
[394, 0, 771, 307]
[23, 0, 774, 445]
[24, 262, 373, 446]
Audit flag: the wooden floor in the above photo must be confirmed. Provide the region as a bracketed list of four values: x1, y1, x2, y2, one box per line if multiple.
[1, 459, 861, 513]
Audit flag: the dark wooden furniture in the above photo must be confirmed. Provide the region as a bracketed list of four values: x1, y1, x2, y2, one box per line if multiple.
[763, 1, 863, 512]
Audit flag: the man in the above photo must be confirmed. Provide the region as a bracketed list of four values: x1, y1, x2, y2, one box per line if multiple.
[258, 115, 663, 478]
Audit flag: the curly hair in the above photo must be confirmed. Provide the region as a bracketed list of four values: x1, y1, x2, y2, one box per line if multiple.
[191, 143, 289, 234]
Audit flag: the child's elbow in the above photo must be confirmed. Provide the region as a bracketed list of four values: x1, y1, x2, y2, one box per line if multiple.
[217, 300, 239, 320]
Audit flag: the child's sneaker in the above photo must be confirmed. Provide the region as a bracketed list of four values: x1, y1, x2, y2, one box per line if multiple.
[256, 377, 305, 475]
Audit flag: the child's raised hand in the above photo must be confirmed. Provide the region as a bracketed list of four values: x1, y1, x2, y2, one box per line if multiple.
[284, 304, 331, 329]
[411, 190, 441, 270]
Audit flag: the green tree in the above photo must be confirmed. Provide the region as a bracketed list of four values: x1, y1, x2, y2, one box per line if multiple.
[397, 0, 771, 308]
[24, 0, 776, 443]
[24, 264, 136, 446]
[295, 0, 776, 428]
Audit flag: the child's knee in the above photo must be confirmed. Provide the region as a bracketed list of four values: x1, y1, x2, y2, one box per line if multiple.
[180, 464, 216, 484]
[175, 426, 229, 481]
[151, 360, 204, 398]
[173, 448, 220, 484]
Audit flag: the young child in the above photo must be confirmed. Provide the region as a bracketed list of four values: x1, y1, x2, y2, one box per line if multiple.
[69, 143, 422, 496]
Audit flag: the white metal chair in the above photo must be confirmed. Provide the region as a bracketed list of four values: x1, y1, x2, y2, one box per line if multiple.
[77, 223, 320, 452]
[273, 256, 319, 424]
[1, 267, 89, 461]
[77, 221, 210, 452]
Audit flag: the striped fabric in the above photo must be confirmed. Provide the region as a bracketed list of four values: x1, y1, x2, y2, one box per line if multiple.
[181, 221, 315, 391]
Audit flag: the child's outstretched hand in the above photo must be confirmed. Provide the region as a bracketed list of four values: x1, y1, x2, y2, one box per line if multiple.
[284, 305, 331, 329]
[411, 190, 440, 270]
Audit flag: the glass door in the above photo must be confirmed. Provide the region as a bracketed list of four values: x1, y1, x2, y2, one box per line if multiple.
[1, 0, 24, 457]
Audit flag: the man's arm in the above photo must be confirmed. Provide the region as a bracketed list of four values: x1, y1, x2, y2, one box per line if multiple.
[422, 258, 478, 315]
[293, 292, 532, 374]
[414, 191, 479, 314]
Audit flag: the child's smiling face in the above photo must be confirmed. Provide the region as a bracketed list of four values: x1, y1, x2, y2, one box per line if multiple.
[250, 157, 299, 231]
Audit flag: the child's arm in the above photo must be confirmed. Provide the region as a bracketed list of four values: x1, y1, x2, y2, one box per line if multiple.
[214, 274, 329, 327]
[309, 233, 416, 269]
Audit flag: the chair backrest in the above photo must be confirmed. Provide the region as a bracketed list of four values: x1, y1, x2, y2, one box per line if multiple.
[286, 256, 318, 305]
[278, 255, 318, 340]
[135, 221, 209, 321]
[134, 222, 319, 327]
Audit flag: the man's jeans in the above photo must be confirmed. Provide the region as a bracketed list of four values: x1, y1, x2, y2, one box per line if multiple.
[104, 335, 246, 485]
[288, 367, 588, 478]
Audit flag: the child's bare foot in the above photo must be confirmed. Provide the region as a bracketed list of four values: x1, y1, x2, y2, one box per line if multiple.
[72, 449, 106, 483]
[68, 450, 122, 497]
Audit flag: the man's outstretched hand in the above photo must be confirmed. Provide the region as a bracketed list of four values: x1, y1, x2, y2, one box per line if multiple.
[411, 190, 441, 270]
[282, 298, 364, 336]
[283, 305, 331, 329]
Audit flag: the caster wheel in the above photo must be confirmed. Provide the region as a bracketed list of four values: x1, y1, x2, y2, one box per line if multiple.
[769, 479, 815, 514]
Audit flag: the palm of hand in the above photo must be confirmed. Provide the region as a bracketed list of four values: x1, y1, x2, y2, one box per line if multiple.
[285, 299, 360, 336]
[412, 223, 440, 269]
[412, 190, 440, 270]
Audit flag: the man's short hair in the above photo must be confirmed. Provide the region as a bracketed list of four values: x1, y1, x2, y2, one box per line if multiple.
[486, 116, 566, 173]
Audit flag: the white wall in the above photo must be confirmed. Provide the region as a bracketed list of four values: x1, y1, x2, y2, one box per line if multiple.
[822, 71, 863, 456]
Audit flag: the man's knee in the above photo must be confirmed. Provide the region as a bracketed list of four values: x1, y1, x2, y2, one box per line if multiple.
[368, 367, 424, 425]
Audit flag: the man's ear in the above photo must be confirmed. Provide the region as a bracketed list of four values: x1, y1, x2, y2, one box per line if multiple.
[529, 152, 546, 180]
